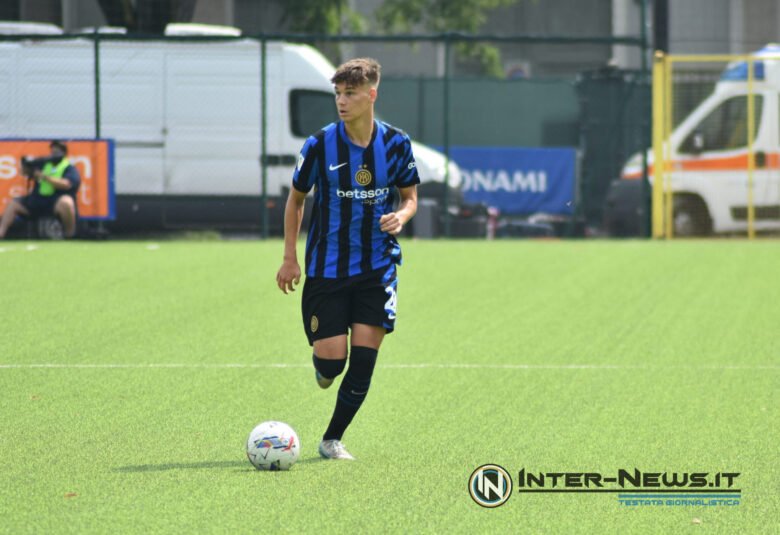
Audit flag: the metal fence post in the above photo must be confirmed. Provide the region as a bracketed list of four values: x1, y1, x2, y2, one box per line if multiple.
[651, 51, 665, 239]
[663, 56, 673, 239]
[93, 30, 101, 139]
[640, 0, 650, 237]
[747, 57, 755, 239]
[261, 38, 269, 239]
[442, 35, 451, 237]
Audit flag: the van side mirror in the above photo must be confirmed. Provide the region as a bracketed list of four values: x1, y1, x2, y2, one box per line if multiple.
[691, 132, 705, 153]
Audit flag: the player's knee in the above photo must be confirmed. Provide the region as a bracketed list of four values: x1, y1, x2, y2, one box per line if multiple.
[313, 354, 346, 379]
[6, 200, 22, 215]
[55, 196, 75, 214]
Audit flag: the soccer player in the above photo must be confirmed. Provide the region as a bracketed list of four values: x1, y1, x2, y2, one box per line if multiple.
[275, 58, 419, 461]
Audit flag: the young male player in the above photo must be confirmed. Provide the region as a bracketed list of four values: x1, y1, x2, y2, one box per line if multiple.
[276, 58, 419, 460]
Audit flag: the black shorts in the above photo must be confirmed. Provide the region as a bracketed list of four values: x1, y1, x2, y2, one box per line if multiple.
[17, 194, 59, 218]
[301, 263, 398, 346]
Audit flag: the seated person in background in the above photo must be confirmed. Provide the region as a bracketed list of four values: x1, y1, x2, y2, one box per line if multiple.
[0, 140, 81, 239]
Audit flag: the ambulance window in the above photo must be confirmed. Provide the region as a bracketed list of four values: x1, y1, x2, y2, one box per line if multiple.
[290, 90, 338, 138]
[680, 95, 763, 153]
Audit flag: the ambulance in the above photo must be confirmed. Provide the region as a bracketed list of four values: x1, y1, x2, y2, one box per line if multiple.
[621, 44, 780, 235]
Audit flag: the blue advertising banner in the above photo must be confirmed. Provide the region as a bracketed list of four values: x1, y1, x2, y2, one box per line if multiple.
[450, 147, 576, 215]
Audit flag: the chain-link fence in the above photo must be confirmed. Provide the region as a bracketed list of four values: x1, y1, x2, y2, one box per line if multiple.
[0, 31, 650, 238]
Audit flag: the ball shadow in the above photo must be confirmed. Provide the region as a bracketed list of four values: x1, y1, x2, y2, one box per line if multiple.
[115, 456, 325, 473]
[114, 460, 246, 473]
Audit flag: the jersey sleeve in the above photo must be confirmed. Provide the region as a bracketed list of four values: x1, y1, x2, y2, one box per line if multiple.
[63, 164, 81, 194]
[292, 136, 320, 193]
[396, 136, 421, 188]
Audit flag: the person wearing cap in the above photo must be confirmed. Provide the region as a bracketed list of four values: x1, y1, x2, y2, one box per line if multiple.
[0, 140, 81, 239]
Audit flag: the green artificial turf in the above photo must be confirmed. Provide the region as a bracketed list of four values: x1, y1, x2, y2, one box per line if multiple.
[1, 240, 777, 533]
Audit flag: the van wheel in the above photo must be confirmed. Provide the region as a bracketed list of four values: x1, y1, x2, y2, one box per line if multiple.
[673, 196, 712, 237]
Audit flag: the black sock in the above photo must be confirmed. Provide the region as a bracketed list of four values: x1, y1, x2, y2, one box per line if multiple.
[313, 354, 346, 379]
[322, 346, 378, 441]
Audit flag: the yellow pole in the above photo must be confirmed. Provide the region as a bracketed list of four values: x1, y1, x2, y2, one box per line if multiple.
[652, 51, 666, 239]
[746, 57, 756, 239]
[664, 56, 674, 239]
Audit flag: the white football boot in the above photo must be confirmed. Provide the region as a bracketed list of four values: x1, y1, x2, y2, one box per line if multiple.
[318, 439, 355, 460]
[315, 369, 334, 389]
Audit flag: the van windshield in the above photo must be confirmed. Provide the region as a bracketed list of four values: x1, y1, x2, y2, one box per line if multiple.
[680, 95, 763, 153]
[290, 90, 337, 138]
[289, 89, 392, 139]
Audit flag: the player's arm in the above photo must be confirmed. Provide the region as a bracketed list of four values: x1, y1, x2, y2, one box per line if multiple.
[34, 169, 73, 190]
[276, 135, 318, 294]
[276, 188, 307, 294]
[379, 185, 417, 236]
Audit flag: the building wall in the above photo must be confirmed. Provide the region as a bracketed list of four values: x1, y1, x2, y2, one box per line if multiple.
[232, 0, 285, 34]
[485, 0, 613, 77]
[338, 0, 616, 77]
[20, 0, 62, 25]
[668, 0, 780, 55]
[669, 0, 731, 54]
[737, 0, 780, 53]
[62, 0, 105, 31]
[193, 0, 233, 27]
[8, 1, 780, 67]
[611, 0, 643, 70]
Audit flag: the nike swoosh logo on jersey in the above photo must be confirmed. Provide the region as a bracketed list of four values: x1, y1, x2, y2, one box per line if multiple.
[329, 162, 348, 171]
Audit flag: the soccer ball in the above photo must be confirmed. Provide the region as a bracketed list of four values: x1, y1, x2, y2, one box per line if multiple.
[246, 421, 300, 471]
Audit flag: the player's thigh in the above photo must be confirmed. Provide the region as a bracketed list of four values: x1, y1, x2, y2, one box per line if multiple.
[350, 323, 385, 350]
[313, 335, 348, 359]
[10, 197, 31, 217]
[301, 277, 350, 350]
[54, 195, 75, 215]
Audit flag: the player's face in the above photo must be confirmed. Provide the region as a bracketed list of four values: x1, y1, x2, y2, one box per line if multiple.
[50, 145, 65, 161]
[334, 82, 376, 122]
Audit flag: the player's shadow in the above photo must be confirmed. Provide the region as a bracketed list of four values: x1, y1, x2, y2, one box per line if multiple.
[114, 456, 324, 473]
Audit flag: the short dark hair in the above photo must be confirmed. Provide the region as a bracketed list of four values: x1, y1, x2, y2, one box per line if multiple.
[331, 58, 381, 87]
[50, 140, 68, 154]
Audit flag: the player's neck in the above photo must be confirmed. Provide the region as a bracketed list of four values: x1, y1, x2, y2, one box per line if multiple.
[343, 112, 375, 148]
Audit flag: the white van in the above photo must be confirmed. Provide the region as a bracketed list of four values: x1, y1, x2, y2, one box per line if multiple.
[621, 44, 780, 235]
[0, 23, 461, 232]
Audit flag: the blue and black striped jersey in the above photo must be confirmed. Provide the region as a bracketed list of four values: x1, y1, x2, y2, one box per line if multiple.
[292, 120, 420, 279]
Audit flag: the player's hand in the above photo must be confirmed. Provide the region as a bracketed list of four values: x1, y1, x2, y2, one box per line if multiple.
[33, 169, 43, 181]
[276, 259, 301, 294]
[379, 212, 404, 235]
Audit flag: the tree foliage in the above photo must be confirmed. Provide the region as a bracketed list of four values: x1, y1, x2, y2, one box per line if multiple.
[376, 0, 520, 77]
[376, 0, 517, 34]
[275, 0, 366, 64]
[275, 0, 520, 76]
[277, 0, 366, 35]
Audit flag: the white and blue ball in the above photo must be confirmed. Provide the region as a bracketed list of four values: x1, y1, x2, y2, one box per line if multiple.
[246, 421, 300, 471]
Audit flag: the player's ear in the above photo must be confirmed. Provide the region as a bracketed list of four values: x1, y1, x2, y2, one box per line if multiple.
[369, 86, 378, 102]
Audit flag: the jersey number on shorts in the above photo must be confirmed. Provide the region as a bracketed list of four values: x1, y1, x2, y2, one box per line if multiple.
[384, 286, 397, 320]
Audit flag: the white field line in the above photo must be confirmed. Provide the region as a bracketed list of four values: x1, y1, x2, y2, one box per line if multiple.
[0, 363, 777, 370]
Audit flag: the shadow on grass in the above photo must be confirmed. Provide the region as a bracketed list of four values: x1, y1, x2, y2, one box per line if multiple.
[114, 456, 325, 473]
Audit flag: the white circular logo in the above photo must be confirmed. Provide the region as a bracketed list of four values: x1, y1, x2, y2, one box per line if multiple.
[468, 464, 513, 508]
